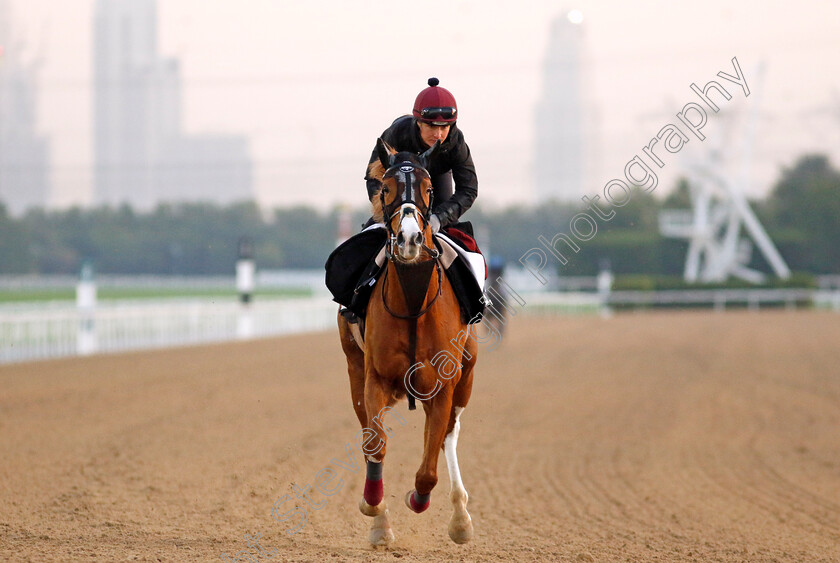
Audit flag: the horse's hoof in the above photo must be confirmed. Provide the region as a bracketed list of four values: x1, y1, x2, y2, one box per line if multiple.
[405, 490, 430, 513]
[448, 513, 474, 544]
[369, 526, 395, 546]
[359, 497, 385, 517]
[369, 512, 395, 546]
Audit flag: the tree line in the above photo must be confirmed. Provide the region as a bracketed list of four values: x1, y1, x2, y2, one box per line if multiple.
[0, 154, 838, 277]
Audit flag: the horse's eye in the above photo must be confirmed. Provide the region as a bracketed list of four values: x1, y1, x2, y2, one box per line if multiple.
[381, 187, 390, 195]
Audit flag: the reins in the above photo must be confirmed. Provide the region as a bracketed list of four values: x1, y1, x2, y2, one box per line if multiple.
[375, 154, 442, 410]
[380, 252, 442, 320]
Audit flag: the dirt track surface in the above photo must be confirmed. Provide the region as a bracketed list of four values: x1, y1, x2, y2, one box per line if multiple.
[2, 311, 840, 562]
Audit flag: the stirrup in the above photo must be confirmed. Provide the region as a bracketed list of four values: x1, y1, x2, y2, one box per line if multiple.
[339, 307, 360, 325]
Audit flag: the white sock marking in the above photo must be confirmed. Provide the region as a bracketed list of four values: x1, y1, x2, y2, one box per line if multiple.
[444, 407, 466, 497]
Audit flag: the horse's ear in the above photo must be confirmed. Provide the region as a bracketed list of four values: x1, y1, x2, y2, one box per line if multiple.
[376, 138, 396, 169]
[418, 140, 440, 169]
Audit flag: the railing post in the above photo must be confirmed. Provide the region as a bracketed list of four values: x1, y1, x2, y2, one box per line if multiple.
[236, 237, 256, 339]
[76, 261, 98, 356]
[596, 265, 613, 319]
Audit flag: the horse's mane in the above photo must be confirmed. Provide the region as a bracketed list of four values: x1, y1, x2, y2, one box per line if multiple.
[367, 160, 386, 223]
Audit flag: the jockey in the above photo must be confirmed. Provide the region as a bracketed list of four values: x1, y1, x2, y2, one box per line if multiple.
[329, 78, 483, 326]
[364, 77, 478, 233]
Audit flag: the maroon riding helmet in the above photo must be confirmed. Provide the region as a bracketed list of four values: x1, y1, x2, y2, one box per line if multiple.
[413, 77, 458, 126]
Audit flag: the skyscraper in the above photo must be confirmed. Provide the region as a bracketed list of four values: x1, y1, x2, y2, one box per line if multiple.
[93, 0, 252, 209]
[533, 9, 591, 203]
[0, 0, 51, 215]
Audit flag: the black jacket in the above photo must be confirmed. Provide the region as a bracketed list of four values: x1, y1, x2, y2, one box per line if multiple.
[364, 116, 478, 227]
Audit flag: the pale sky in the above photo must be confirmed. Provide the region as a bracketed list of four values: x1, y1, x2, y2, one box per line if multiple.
[8, 0, 840, 211]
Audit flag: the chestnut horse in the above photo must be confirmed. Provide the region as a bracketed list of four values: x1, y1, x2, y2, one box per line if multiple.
[337, 138, 477, 546]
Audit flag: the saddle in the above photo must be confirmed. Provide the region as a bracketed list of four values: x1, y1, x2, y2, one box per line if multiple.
[325, 222, 486, 326]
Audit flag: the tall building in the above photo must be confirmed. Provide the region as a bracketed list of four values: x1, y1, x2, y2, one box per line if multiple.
[0, 0, 51, 215]
[533, 9, 591, 203]
[93, 0, 252, 209]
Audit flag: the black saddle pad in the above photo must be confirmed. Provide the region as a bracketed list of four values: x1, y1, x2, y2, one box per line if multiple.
[324, 228, 387, 315]
[324, 226, 485, 323]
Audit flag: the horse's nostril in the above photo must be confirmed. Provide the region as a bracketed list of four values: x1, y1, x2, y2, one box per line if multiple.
[412, 232, 423, 246]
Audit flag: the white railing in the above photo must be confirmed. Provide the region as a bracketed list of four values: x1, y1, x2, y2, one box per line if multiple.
[4, 286, 838, 365]
[0, 271, 327, 292]
[0, 297, 338, 365]
[515, 288, 840, 315]
[606, 288, 818, 309]
[519, 292, 603, 315]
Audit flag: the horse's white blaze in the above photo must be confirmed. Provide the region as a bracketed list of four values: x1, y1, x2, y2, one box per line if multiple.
[400, 213, 421, 240]
[397, 211, 423, 261]
[445, 406, 466, 497]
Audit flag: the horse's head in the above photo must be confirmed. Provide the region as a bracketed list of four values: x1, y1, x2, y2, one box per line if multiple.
[374, 138, 440, 263]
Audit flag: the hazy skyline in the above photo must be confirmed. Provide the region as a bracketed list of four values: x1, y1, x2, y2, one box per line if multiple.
[6, 0, 840, 211]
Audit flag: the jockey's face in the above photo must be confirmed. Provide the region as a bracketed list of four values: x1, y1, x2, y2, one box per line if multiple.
[418, 122, 451, 149]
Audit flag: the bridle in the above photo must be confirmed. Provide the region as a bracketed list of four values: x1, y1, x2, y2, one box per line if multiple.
[378, 159, 442, 320]
[379, 161, 439, 262]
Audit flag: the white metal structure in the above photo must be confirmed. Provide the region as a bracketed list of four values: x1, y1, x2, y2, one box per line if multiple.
[659, 64, 790, 283]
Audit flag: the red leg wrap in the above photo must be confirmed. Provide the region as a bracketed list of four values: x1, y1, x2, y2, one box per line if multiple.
[409, 490, 431, 513]
[363, 478, 383, 507]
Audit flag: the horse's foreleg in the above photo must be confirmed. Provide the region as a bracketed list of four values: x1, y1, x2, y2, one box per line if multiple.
[445, 346, 475, 543]
[444, 405, 473, 543]
[358, 372, 395, 545]
[406, 386, 453, 514]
